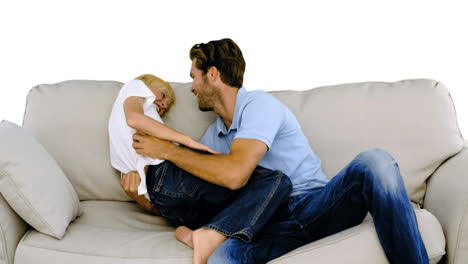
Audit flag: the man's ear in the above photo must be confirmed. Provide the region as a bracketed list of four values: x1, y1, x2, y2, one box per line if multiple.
[207, 66, 220, 84]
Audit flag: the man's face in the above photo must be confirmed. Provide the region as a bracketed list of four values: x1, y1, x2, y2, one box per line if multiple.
[190, 59, 214, 111]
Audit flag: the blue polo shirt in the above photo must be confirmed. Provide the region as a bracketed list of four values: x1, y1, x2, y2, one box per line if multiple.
[200, 87, 329, 197]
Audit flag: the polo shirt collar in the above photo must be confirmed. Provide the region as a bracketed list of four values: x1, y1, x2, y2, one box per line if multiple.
[216, 87, 247, 136]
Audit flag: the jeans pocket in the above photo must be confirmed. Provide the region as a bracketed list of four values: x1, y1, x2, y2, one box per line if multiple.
[153, 161, 201, 199]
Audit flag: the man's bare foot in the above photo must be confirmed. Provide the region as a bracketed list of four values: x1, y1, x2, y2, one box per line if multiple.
[175, 226, 194, 248]
[192, 228, 227, 264]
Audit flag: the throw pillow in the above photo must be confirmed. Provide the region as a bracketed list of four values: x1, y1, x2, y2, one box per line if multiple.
[0, 120, 81, 239]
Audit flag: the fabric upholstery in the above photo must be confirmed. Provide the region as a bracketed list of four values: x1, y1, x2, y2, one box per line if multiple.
[425, 143, 468, 264]
[22, 80, 127, 201]
[14, 201, 192, 264]
[14, 201, 444, 264]
[0, 193, 28, 264]
[16, 78, 465, 263]
[268, 209, 445, 264]
[0, 121, 80, 239]
[271, 79, 464, 204]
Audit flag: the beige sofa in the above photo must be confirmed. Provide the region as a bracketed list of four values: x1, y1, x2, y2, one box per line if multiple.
[1, 79, 467, 263]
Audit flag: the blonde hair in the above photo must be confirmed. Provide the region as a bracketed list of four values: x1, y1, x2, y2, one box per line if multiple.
[134, 74, 175, 114]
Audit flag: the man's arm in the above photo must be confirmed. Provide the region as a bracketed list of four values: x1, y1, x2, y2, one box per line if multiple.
[132, 134, 267, 190]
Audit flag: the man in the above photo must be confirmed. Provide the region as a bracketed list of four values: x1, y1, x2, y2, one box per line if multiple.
[131, 38, 429, 263]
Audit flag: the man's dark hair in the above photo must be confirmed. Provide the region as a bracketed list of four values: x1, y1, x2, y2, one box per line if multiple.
[190, 38, 246, 88]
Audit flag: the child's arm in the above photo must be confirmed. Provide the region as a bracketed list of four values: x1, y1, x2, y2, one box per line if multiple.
[124, 96, 219, 154]
[120, 170, 161, 215]
[124, 96, 190, 143]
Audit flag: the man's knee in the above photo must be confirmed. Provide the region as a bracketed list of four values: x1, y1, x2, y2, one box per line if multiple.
[354, 148, 403, 193]
[356, 148, 394, 163]
[355, 148, 396, 171]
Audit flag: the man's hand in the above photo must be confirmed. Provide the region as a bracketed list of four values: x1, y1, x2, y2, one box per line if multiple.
[120, 170, 141, 200]
[185, 138, 220, 154]
[132, 132, 174, 159]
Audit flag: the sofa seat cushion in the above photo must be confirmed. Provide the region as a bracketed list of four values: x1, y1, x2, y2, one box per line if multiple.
[14, 201, 444, 264]
[14, 201, 192, 264]
[268, 209, 445, 264]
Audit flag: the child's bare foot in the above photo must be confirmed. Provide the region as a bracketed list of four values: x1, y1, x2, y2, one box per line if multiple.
[175, 226, 194, 248]
[192, 228, 227, 264]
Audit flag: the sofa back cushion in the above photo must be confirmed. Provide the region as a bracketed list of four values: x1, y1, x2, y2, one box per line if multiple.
[271, 79, 464, 204]
[22, 79, 464, 204]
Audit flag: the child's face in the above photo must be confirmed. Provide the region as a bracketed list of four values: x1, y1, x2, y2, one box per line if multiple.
[153, 86, 171, 116]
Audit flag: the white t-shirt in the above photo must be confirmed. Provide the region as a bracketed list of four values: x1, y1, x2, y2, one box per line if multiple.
[108, 80, 164, 200]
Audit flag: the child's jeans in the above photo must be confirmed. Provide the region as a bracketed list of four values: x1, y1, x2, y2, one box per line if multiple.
[146, 146, 292, 242]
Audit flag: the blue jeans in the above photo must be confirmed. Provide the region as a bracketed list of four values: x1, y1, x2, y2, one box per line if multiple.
[146, 146, 292, 242]
[208, 149, 429, 264]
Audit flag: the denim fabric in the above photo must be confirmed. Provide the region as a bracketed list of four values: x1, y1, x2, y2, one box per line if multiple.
[146, 146, 292, 242]
[208, 149, 429, 264]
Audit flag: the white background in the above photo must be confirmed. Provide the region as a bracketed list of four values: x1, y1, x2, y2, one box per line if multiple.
[1, 0, 467, 138]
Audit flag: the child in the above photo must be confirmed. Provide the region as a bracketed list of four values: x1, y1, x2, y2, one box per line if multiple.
[108, 74, 292, 264]
[108, 74, 217, 201]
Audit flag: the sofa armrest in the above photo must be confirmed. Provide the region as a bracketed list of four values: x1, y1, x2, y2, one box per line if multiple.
[0, 193, 28, 264]
[424, 142, 468, 264]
